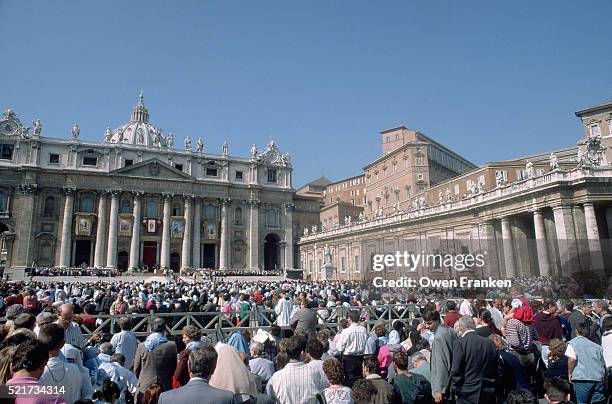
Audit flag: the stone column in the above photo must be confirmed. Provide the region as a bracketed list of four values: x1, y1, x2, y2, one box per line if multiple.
[192, 197, 202, 269]
[584, 203, 605, 273]
[284, 203, 294, 270]
[13, 184, 37, 268]
[279, 241, 286, 271]
[58, 188, 75, 268]
[106, 191, 120, 268]
[181, 195, 193, 272]
[500, 217, 516, 278]
[219, 199, 230, 270]
[533, 209, 551, 276]
[478, 220, 500, 278]
[93, 191, 108, 268]
[160, 193, 172, 270]
[552, 205, 580, 276]
[249, 200, 260, 270]
[128, 192, 143, 272]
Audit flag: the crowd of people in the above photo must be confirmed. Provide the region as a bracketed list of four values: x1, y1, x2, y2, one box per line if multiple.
[0, 275, 611, 403]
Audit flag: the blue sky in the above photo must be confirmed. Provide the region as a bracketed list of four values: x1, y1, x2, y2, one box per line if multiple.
[1, 1, 611, 186]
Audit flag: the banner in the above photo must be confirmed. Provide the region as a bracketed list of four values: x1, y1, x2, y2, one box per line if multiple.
[172, 219, 184, 238]
[76, 215, 93, 236]
[147, 219, 156, 233]
[119, 217, 132, 237]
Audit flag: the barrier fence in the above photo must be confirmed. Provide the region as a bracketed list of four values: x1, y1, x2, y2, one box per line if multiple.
[75, 305, 420, 343]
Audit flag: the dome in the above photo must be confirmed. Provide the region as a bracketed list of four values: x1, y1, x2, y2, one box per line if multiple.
[103, 94, 168, 148]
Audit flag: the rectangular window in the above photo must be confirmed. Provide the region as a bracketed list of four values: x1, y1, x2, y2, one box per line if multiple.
[49, 154, 60, 164]
[341, 257, 346, 273]
[124, 159, 133, 167]
[83, 156, 97, 166]
[267, 169, 277, 183]
[354, 256, 360, 273]
[174, 163, 183, 171]
[1, 145, 14, 160]
[235, 171, 243, 180]
[206, 168, 218, 177]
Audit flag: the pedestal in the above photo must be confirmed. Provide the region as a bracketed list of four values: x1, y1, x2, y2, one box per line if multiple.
[321, 263, 335, 280]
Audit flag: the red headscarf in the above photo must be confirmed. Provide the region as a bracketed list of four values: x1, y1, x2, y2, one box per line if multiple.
[513, 296, 534, 324]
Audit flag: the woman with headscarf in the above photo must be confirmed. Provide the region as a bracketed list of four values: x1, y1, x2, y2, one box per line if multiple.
[377, 330, 403, 378]
[210, 344, 259, 404]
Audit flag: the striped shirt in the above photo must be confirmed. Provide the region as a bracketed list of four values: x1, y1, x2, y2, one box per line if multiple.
[266, 361, 322, 404]
[60, 321, 86, 350]
[336, 324, 369, 355]
[505, 318, 532, 350]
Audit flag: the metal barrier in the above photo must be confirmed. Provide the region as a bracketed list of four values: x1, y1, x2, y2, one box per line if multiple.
[77, 305, 420, 342]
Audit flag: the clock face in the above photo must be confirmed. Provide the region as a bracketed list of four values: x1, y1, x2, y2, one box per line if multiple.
[1, 121, 17, 136]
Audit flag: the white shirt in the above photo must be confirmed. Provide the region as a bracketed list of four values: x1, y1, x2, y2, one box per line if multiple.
[275, 298, 293, 327]
[459, 300, 473, 317]
[306, 359, 330, 388]
[603, 332, 612, 368]
[266, 361, 322, 404]
[110, 330, 138, 369]
[335, 324, 369, 355]
[40, 356, 83, 404]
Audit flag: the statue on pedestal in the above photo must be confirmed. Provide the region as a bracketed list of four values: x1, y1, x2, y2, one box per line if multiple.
[222, 141, 228, 157]
[185, 136, 192, 151]
[104, 127, 112, 142]
[196, 137, 204, 152]
[549, 153, 559, 171]
[525, 160, 534, 179]
[166, 133, 174, 149]
[495, 171, 504, 188]
[71, 123, 80, 139]
[251, 144, 258, 159]
[33, 119, 42, 137]
[323, 244, 332, 265]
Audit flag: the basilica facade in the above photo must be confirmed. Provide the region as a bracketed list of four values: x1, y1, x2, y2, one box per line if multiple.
[0, 95, 296, 278]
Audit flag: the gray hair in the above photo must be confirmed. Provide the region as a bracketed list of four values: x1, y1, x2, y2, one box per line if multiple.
[411, 352, 428, 363]
[36, 312, 56, 325]
[454, 315, 476, 337]
[595, 300, 609, 311]
[250, 341, 264, 356]
[100, 342, 114, 355]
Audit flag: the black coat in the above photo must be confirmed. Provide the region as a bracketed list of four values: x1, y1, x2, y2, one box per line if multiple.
[450, 331, 498, 404]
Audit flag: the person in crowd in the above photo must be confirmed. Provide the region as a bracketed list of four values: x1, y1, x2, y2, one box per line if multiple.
[34, 312, 56, 336]
[92, 379, 121, 404]
[422, 308, 455, 404]
[38, 323, 83, 403]
[458, 296, 474, 318]
[535, 301, 563, 345]
[110, 317, 137, 370]
[475, 308, 501, 338]
[7, 339, 67, 404]
[322, 358, 353, 404]
[56, 303, 100, 350]
[543, 339, 568, 380]
[390, 350, 433, 404]
[566, 320, 607, 404]
[558, 301, 573, 341]
[601, 316, 612, 383]
[506, 389, 537, 404]
[13, 313, 37, 332]
[568, 300, 599, 343]
[290, 297, 317, 339]
[593, 300, 611, 332]
[352, 378, 378, 404]
[158, 346, 233, 404]
[109, 291, 128, 315]
[504, 299, 539, 386]
[541, 377, 572, 404]
[274, 290, 293, 327]
[362, 355, 394, 404]
[306, 337, 330, 388]
[410, 352, 431, 384]
[249, 340, 276, 386]
[0, 345, 16, 384]
[174, 325, 203, 387]
[133, 317, 177, 401]
[442, 301, 460, 328]
[335, 311, 369, 388]
[489, 333, 529, 401]
[266, 335, 323, 404]
[144, 383, 162, 404]
[62, 342, 94, 401]
[450, 316, 498, 404]
[210, 344, 259, 403]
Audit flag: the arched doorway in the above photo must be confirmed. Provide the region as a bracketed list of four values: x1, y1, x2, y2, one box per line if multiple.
[170, 252, 180, 271]
[74, 240, 92, 267]
[117, 251, 129, 271]
[264, 233, 280, 271]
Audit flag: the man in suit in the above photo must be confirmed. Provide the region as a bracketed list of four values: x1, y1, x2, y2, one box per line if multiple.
[568, 300, 600, 343]
[451, 315, 498, 404]
[289, 297, 317, 339]
[158, 346, 233, 404]
[422, 308, 456, 403]
[133, 317, 177, 401]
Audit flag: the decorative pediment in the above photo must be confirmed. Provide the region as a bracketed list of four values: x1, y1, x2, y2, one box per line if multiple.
[110, 158, 191, 179]
[257, 141, 291, 167]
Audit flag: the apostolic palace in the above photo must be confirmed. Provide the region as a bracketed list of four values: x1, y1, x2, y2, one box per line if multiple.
[1, 97, 612, 284]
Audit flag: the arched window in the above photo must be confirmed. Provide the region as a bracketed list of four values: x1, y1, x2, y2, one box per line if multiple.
[146, 199, 159, 217]
[172, 203, 182, 216]
[120, 199, 131, 214]
[205, 204, 217, 220]
[43, 196, 55, 217]
[234, 207, 243, 225]
[79, 195, 94, 213]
